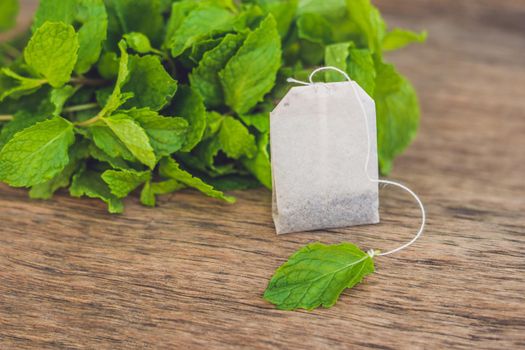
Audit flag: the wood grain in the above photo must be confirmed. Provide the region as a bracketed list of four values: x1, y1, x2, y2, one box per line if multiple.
[1, 1, 524, 349]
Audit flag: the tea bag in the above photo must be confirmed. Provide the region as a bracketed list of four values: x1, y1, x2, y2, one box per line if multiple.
[270, 78, 379, 234]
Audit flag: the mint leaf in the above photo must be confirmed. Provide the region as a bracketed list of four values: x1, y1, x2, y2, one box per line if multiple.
[383, 29, 427, 52]
[346, 0, 386, 53]
[106, 0, 164, 48]
[220, 15, 281, 114]
[34, 0, 108, 74]
[124, 32, 163, 55]
[0, 0, 19, 32]
[100, 41, 131, 117]
[0, 68, 46, 102]
[171, 85, 206, 152]
[122, 54, 177, 111]
[264, 242, 375, 310]
[257, 0, 298, 37]
[25, 22, 79, 87]
[70, 168, 124, 213]
[103, 114, 156, 169]
[0, 116, 75, 187]
[101, 169, 151, 198]
[139, 179, 184, 207]
[375, 62, 420, 174]
[29, 139, 89, 199]
[190, 33, 245, 108]
[168, 4, 235, 57]
[159, 157, 235, 203]
[125, 108, 188, 157]
[242, 131, 271, 189]
[216, 116, 257, 159]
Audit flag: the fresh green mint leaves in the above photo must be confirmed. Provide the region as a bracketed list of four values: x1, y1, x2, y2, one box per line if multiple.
[264, 242, 375, 310]
[0, 0, 425, 214]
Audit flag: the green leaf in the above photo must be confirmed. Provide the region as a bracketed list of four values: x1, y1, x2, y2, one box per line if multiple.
[297, 13, 333, 45]
[103, 114, 156, 169]
[256, 0, 298, 37]
[139, 179, 185, 207]
[88, 143, 130, 170]
[171, 85, 206, 152]
[0, 117, 75, 187]
[219, 15, 281, 114]
[34, 0, 109, 74]
[242, 131, 271, 189]
[100, 41, 131, 117]
[50, 85, 77, 116]
[24, 22, 79, 87]
[0, 68, 46, 102]
[374, 62, 420, 174]
[346, 0, 386, 53]
[169, 4, 235, 57]
[124, 32, 163, 55]
[97, 51, 119, 79]
[70, 168, 124, 213]
[324, 42, 353, 81]
[159, 157, 235, 203]
[216, 116, 257, 159]
[122, 54, 178, 111]
[101, 169, 151, 198]
[0, 0, 19, 32]
[239, 112, 269, 133]
[190, 33, 246, 108]
[125, 108, 188, 157]
[89, 122, 135, 162]
[106, 0, 164, 48]
[382, 29, 427, 52]
[264, 242, 375, 310]
[163, 0, 198, 48]
[347, 49, 376, 96]
[29, 139, 89, 199]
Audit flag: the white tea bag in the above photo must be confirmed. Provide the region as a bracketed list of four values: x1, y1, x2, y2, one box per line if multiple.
[270, 80, 379, 234]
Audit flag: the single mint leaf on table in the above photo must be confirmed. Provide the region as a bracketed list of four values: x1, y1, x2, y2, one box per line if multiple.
[122, 54, 178, 111]
[70, 168, 124, 213]
[101, 168, 151, 198]
[264, 242, 375, 311]
[0, 117, 75, 187]
[24, 21, 79, 87]
[219, 15, 281, 114]
[159, 157, 235, 203]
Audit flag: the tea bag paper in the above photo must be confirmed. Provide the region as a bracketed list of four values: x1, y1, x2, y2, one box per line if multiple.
[270, 81, 379, 234]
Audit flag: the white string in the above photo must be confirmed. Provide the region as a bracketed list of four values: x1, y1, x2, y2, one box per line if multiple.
[287, 66, 426, 257]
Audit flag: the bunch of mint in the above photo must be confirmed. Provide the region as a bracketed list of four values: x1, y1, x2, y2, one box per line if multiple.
[0, 0, 425, 212]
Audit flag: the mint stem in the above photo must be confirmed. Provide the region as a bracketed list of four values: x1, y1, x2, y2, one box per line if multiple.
[63, 103, 99, 113]
[0, 43, 22, 59]
[70, 76, 108, 87]
[0, 115, 13, 122]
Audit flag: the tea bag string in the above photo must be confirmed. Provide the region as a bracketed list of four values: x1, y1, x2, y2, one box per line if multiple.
[287, 66, 426, 258]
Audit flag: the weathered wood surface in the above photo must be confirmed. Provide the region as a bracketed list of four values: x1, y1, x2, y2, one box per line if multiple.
[1, 1, 524, 349]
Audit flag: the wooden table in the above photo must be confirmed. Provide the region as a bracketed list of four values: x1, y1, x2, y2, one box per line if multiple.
[1, 1, 524, 349]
